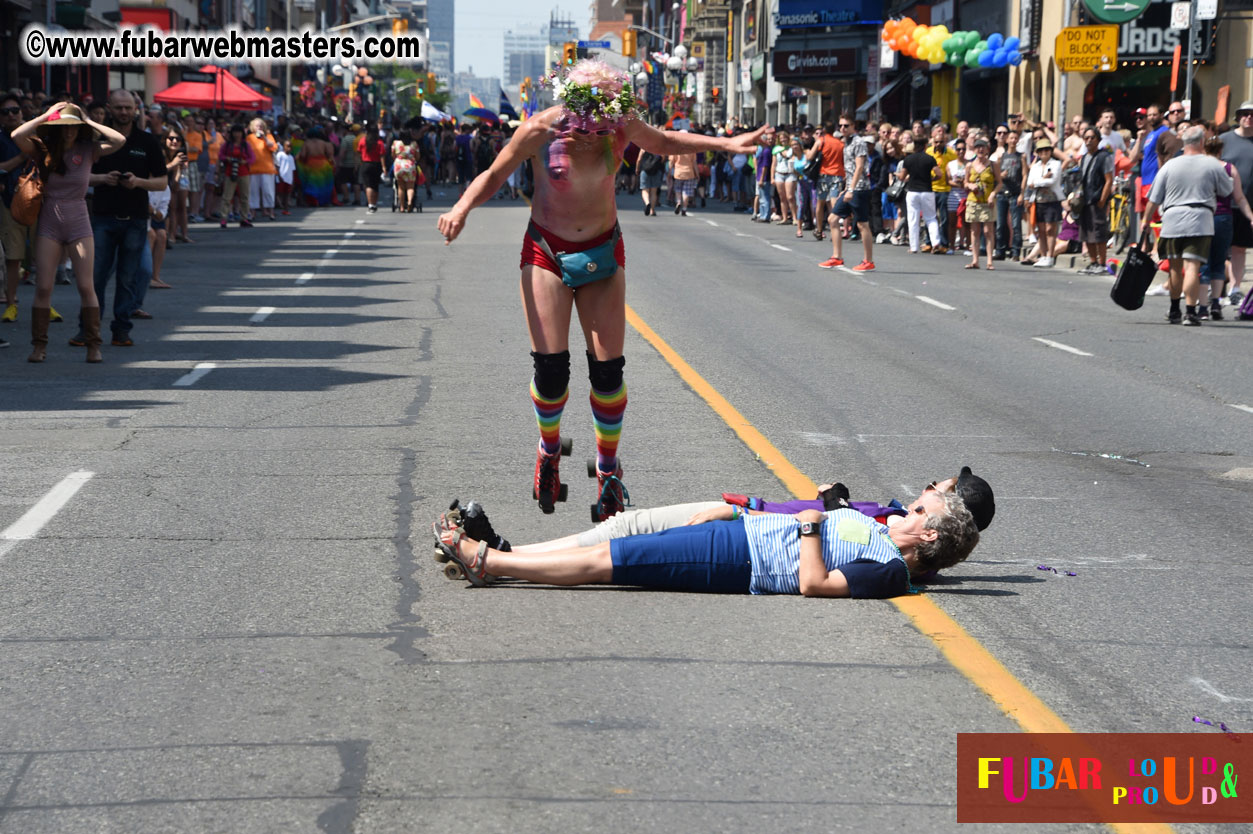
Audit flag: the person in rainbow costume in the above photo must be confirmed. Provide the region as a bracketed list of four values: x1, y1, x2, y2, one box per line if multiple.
[438, 59, 765, 522]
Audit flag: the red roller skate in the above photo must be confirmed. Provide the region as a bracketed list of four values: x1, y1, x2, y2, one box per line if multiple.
[587, 460, 631, 523]
[532, 438, 572, 513]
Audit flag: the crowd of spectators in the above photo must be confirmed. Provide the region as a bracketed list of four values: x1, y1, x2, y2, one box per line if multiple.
[615, 103, 1253, 321]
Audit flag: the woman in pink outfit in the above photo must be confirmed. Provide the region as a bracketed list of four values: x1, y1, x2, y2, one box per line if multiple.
[11, 102, 125, 363]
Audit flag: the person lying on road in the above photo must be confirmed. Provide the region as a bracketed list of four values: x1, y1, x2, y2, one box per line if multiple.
[433, 490, 980, 599]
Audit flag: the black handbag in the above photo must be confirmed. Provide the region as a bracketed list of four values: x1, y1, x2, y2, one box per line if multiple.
[885, 178, 906, 202]
[1110, 231, 1157, 310]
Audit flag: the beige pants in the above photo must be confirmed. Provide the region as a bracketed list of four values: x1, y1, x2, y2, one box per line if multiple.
[221, 175, 251, 214]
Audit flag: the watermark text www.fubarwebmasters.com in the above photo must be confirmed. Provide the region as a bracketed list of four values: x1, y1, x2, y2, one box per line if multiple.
[21, 25, 425, 65]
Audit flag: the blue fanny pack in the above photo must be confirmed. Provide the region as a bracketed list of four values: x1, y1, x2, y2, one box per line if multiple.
[527, 222, 621, 289]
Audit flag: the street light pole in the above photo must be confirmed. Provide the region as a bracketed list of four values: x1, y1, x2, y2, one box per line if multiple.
[1183, 0, 1197, 113]
[285, 0, 293, 114]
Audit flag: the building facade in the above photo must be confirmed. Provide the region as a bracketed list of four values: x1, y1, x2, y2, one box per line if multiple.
[612, 0, 1249, 134]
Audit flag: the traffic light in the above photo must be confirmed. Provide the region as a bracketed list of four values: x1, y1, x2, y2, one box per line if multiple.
[562, 42, 577, 65]
[520, 82, 528, 103]
[711, 86, 721, 104]
[622, 30, 636, 57]
[391, 17, 408, 35]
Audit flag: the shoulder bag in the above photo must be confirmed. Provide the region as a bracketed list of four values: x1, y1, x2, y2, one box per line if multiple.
[1110, 229, 1157, 310]
[10, 162, 44, 227]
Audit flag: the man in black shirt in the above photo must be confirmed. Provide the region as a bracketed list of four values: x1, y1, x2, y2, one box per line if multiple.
[76, 89, 166, 347]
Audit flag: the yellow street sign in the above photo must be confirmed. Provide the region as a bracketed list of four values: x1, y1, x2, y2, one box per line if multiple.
[1054, 25, 1119, 72]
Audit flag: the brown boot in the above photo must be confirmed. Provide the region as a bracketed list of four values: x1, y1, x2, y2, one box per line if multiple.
[81, 306, 103, 363]
[27, 307, 50, 363]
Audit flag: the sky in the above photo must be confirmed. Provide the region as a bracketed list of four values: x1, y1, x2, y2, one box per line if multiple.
[454, 1, 587, 79]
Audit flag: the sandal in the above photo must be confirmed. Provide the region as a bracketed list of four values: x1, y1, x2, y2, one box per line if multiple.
[795, 229, 804, 238]
[432, 523, 490, 586]
[964, 263, 979, 269]
[814, 229, 824, 241]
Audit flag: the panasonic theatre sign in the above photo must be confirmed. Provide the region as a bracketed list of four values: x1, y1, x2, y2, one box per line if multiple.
[775, 0, 884, 28]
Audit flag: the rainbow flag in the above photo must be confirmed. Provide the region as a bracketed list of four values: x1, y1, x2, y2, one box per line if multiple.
[642, 60, 654, 75]
[468, 93, 485, 109]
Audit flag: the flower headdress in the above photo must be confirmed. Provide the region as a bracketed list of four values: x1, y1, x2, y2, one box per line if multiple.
[542, 59, 640, 125]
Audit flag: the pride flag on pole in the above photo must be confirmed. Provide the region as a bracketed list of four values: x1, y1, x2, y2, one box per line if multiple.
[468, 93, 485, 109]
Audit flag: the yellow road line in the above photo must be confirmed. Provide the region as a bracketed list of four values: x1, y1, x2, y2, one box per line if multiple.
[626, 303, 1172, 834]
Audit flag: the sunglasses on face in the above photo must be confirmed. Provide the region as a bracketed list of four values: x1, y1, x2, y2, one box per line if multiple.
[1168, 109, 1184, 115]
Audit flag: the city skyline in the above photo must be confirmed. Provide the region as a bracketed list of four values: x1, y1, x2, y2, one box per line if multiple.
[454, 1, 586, 80]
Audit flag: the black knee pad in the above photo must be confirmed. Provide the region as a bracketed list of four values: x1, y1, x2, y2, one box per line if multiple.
[530, 350, 570, 400]
[587, 353, 626, 392]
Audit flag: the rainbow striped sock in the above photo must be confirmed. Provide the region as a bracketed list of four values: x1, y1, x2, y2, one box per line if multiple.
[589, 383, 627, 472]
[530, 381, 568, 455]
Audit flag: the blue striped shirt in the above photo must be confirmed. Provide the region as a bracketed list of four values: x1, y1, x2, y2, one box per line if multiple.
[743, 508, 903, 595]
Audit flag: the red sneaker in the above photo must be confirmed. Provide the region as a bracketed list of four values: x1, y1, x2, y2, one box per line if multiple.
[852, 261, 876, 271]
[818, 257, 844, 269]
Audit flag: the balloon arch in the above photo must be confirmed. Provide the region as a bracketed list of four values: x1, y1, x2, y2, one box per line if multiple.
[882, 18, 1023, 69]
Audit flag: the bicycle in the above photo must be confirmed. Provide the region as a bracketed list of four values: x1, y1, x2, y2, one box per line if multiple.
[1108, 173, 1134, 254]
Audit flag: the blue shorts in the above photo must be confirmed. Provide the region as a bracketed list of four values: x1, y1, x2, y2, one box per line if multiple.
[833, 190, 870, 224]
[609, 520, 752, 593]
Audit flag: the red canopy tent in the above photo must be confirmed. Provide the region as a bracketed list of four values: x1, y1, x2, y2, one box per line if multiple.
[153, 65, 269, 111]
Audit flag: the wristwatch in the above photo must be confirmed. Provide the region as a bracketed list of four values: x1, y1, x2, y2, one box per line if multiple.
[798, 520, 823, 537]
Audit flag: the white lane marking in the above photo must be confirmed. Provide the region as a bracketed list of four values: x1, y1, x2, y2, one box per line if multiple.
[771, 244, 791, 251]
[250, 307, 275, 323]
[355, 219, 366, 225]
[1032, 337, 1092, 357]
[705, 220, 720, 227]
[916, 295, 956, 311]
[891, 287, 911, 295]
[837, 266, 856, 274]
[1230, 404, 1253, 415]
[344, 231, 355, 239]
[173, 363, 217, 387]
[296, 272, 314, 285]
[735, 232, 752, 237]
[0, 471, 94, 561]
[322, 249, 338, 259]
[1190, 677, 1253, 703]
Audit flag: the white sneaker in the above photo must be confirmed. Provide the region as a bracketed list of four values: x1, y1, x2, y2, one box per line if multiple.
[1146, 284, 1169, 296]
[1033, 257, 1054, 268]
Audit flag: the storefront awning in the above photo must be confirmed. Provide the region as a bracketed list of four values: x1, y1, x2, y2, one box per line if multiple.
[856, 73, 908, 116]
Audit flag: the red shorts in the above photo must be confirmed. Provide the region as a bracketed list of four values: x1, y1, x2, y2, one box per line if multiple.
[277, 182, 292, 196]
[1138, 182, 1161, 223]
[520, 220, 626, 279]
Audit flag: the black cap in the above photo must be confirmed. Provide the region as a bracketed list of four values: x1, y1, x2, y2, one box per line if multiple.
[956, 466, 995, 531]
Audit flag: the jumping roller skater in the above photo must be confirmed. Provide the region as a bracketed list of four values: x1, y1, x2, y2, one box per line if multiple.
[437, 60, 765, 518]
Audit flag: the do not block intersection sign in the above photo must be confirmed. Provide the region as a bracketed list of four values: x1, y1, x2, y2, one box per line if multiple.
[1055, 25, 1119, 72]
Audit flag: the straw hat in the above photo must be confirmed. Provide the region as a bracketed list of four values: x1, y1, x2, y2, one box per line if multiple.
[42, 104, 86, 127]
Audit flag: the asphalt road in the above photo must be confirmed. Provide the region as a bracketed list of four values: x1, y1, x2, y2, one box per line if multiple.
[0, 185, 1249, 833]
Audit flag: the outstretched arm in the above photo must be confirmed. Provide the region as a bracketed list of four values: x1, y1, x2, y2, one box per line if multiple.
[438, 121, 547, 244]
[626, 120, 768, 157]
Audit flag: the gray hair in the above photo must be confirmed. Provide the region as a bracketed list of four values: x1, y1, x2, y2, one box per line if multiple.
[917, 491, 981, 571]
[1182, 125, 1205, 147]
